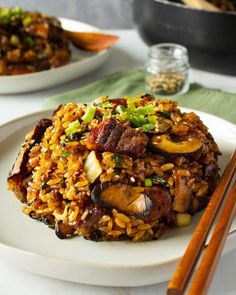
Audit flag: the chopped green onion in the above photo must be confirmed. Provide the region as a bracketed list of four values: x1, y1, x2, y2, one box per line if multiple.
[112, 154, 124, 167]
[24, 36, 35, 46]
[136, 105, 155, 115]
[61, 151, 71, 158]
[0, 8, 11, 24]
[0, 7, 23, 24]
[145, 178, 153, 187]
[82, 106, 95, 123]
[22, 16, 32, 26]
[0, 8, 10, 17]
[115, 105, 126, 114]
[11, 7, 23, 14]
[65, 120, 80, 136]
[142, 123, 155, 132]
[147, 116, 156, 125]
[101, 101, 112, 108]
[130, 114, 147, 127]
[126, 97, 140, 105]
[176, 213, 192, 227]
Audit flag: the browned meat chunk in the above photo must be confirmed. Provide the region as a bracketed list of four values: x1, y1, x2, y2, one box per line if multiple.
[8, 118, 52, 203]
[144, 186, 172, 223]
[88, 118, 148, 158]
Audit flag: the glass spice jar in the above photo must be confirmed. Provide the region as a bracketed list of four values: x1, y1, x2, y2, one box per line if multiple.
[145, 43, 190, 96]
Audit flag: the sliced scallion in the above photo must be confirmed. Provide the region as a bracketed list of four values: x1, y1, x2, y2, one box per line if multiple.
[61, 151, 72, 158]
[136, 105, 155, 115]
[147, 116, 156, 125]
[65, 120, 80, 136]
[144, 178, 153, 187]
[115, 105, 126, 114]
[130, 115, 146, 127]
[176, 213, 191, 227]
[141, 123, 155, 132]
[82, 106, 95, 123]
[22, 16, 32, 26]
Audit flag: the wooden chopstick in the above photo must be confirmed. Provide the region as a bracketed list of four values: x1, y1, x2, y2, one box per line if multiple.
[188, 180, 236, 295]
[167, 149, 236, 295]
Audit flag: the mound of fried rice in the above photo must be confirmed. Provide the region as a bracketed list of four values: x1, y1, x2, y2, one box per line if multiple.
[7, 94, 220, 241]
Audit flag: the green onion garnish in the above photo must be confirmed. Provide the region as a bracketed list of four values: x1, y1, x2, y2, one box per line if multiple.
[147, 116, 156, 125]
[82, 106, 95, 123]
[141, 123, 155, 132]
[22, 16, 32, 26]
[115, 105, 126, 114]
[145, 178, 153, 187]
[130, 114, 147, 127]
[126, 97, 141, 105]
[61, 151, 72, 158]
[136, 105, 155, 115]
[65, 120, 80, 136]
[0, 7, 23, 24]
[176, 213, 191, 227]
[24, 36, 35, 46]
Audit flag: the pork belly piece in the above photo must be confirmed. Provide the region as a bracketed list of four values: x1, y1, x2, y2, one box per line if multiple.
[8, 118, 52, 203]
[88, 118, 148, 158]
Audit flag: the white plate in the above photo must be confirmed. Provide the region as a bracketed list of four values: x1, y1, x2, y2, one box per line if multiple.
[0, 108, 235, 287]
[0, 18, 111, 94]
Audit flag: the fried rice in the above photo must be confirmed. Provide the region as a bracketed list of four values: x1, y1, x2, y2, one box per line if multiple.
[7, 94, 220, 241]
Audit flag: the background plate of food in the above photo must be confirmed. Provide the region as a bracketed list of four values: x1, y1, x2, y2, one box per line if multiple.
[0, 95, 236, 286]
[0, 7, 117, 94]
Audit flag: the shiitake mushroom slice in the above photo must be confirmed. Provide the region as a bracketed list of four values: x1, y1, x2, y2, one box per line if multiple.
[91, 182, 172, 222]
[151, 134, 202, 154]
[92, 182, 152, 216]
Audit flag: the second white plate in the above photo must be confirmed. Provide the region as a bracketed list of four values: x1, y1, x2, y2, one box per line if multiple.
[0, 18, 112, 94]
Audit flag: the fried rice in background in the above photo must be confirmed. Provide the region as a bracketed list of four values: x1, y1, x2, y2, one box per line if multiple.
[7, 94, 220, 241]
[0, 7, 70, 75]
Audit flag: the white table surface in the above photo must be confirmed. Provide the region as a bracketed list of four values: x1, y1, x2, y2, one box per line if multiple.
[0, 30, 236, 295]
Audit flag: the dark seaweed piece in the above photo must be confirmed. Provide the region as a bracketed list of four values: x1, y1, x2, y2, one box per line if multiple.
[112, 153, 124, 167]
[65, 131, 83, 142]
[158, 111, 171, 119]
[152, 175, 169, 188]
[40, 181, 48, 190]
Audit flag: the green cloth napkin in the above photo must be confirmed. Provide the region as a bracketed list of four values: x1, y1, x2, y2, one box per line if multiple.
[45, 69, 236, 124]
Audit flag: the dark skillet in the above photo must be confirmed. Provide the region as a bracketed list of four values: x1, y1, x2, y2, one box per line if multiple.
[132, 0, 236, 75]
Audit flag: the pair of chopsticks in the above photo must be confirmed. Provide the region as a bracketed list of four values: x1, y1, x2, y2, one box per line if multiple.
[167, 149, 236, 295]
